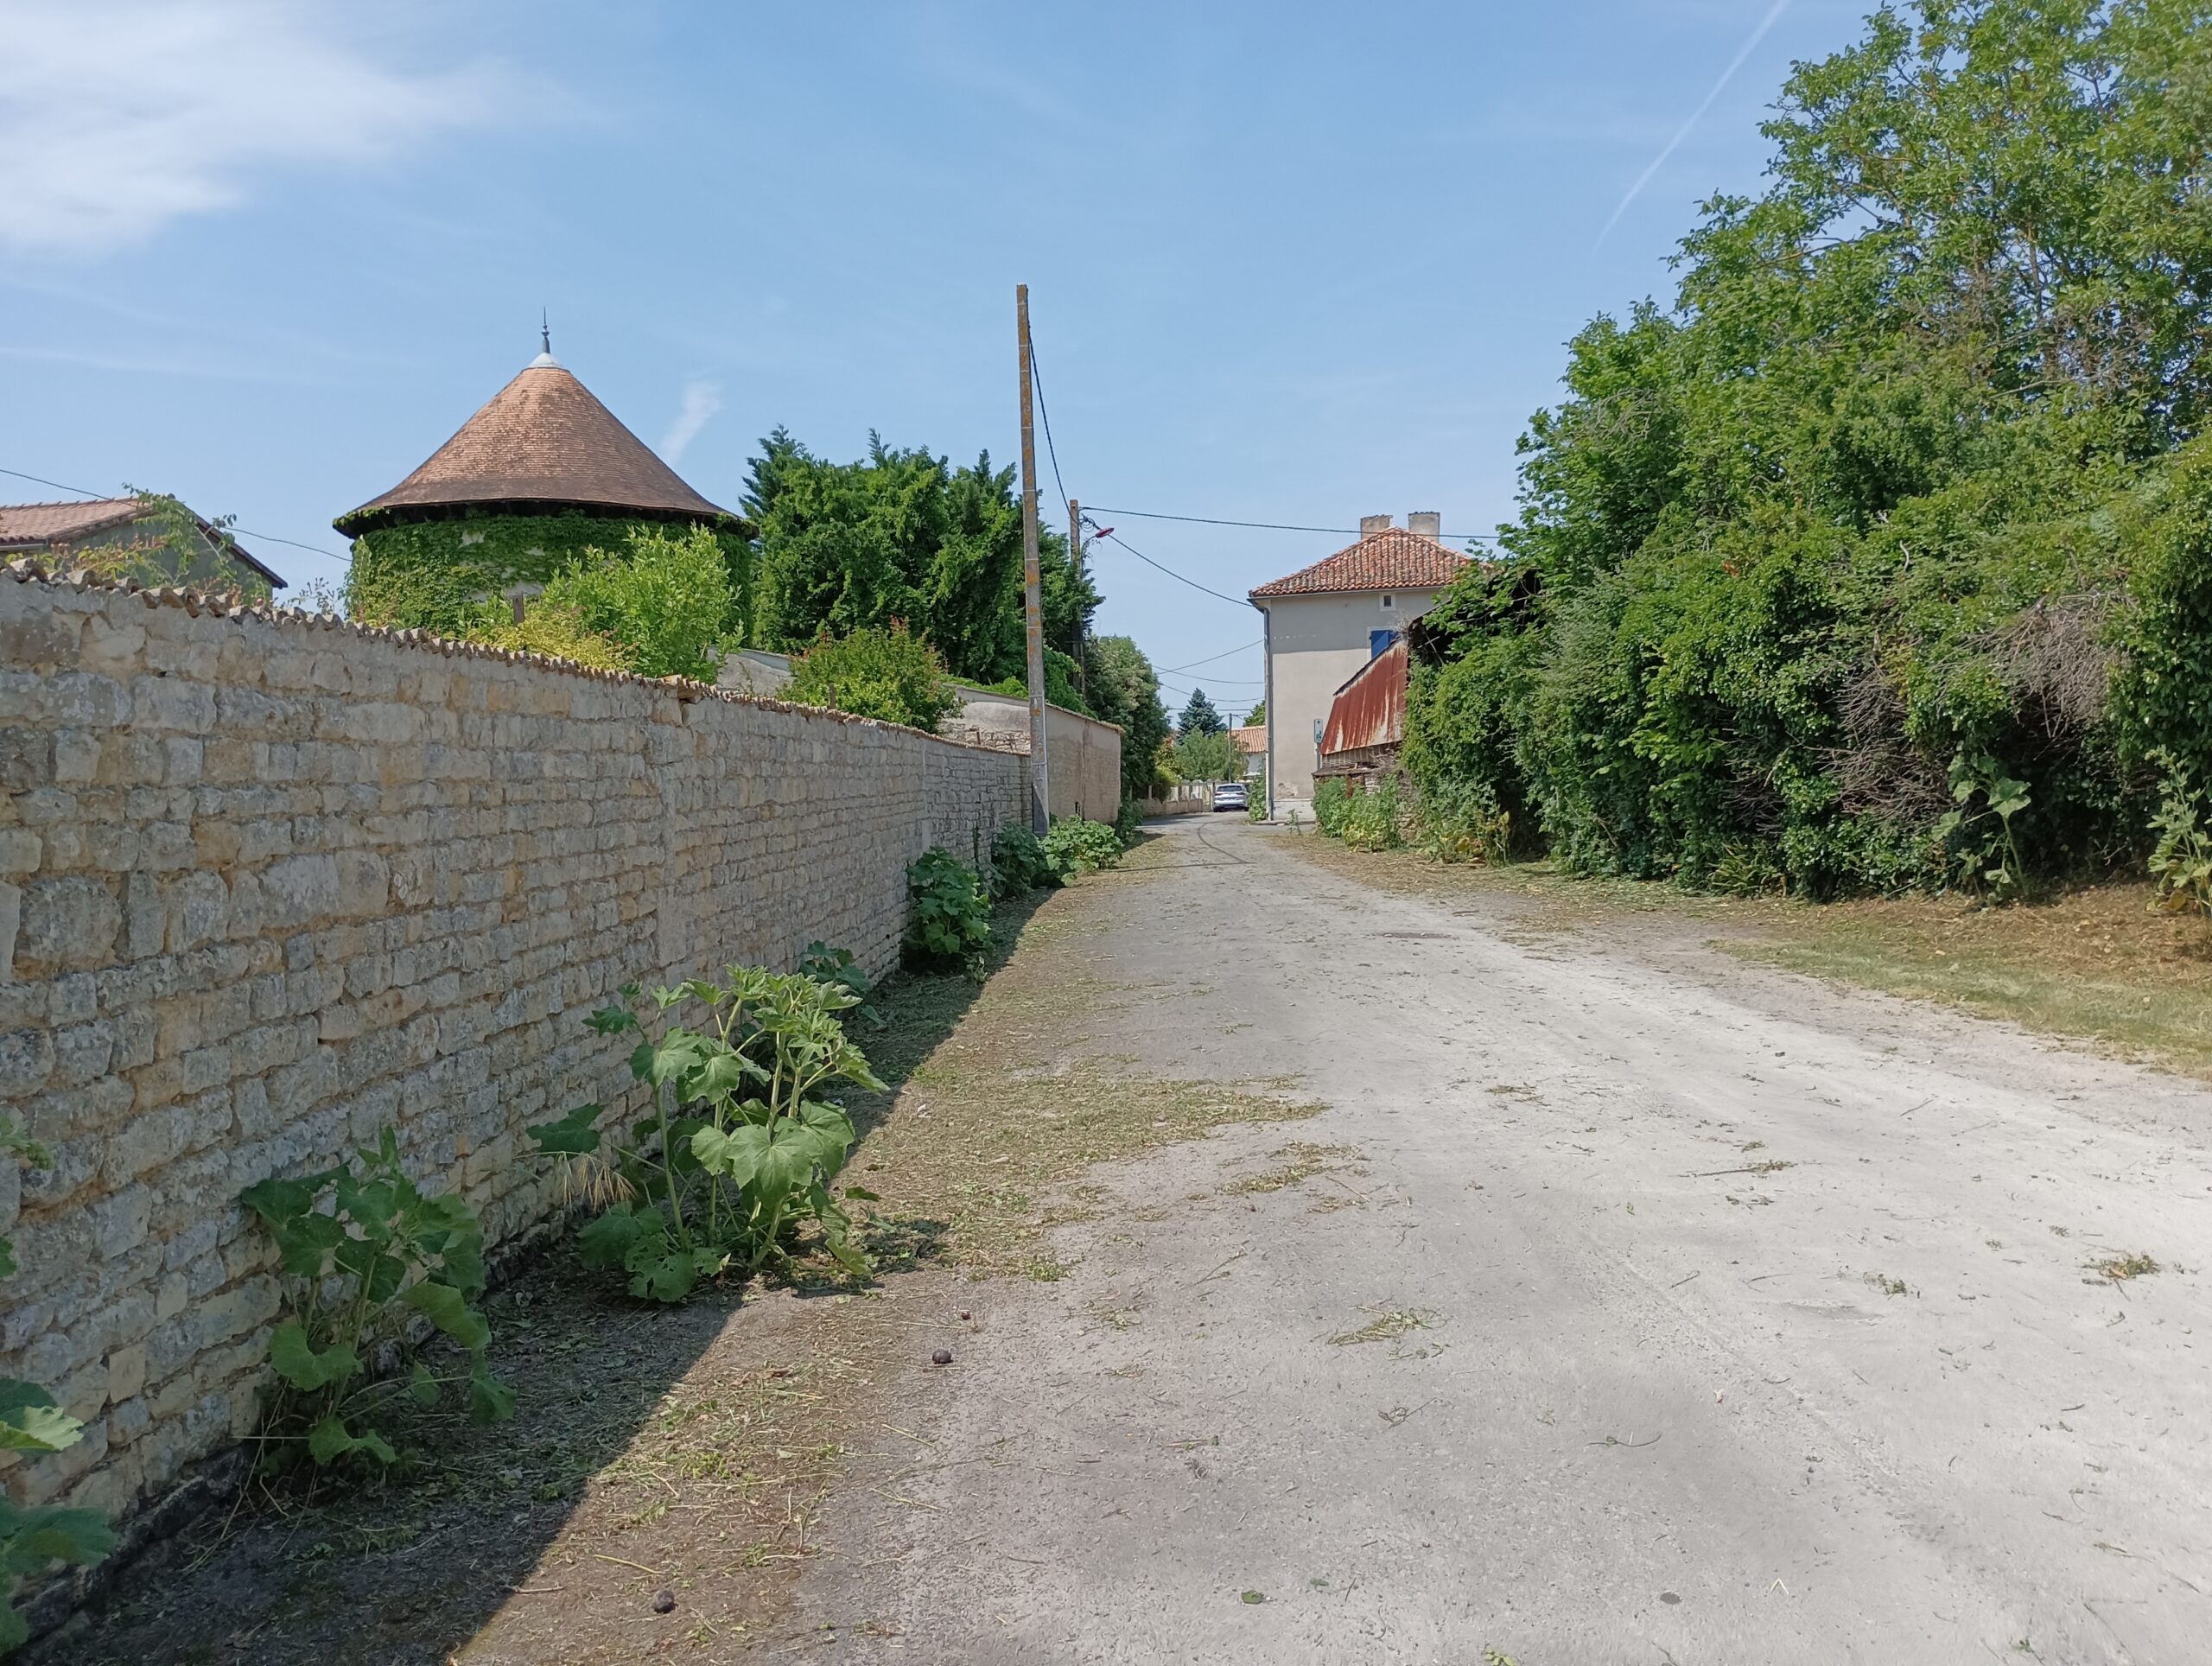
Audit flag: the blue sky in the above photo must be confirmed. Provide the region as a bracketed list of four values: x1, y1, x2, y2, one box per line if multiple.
[0, 0, 1866, 710]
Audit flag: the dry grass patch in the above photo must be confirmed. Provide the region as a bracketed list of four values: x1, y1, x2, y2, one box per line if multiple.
[1285, 833, 2212, 1084]
[1732, 884, 2212, 1081]
[835, 883, 1315, 1282]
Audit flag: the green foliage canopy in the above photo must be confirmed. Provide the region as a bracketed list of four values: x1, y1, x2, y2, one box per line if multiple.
[1178, 688, 1227, 737]
[745, 429, 1098, 685]
[1080, 634, 1171, 804]
[1404, 0, 2212, 898]
[785, 622, 962, 731]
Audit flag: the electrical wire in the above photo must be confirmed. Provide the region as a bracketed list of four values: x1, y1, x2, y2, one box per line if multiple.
[1026, 334, 1071, 516]
[1158, 639, 1262, 673]
[1090, 524, 1252, 609]
[1088, 504, 1503, 543]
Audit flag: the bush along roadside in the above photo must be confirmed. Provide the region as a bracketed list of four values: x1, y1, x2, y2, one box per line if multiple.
[989, 823, 1059, 895]
[238, 1128, 513, 1475]
[2147, 750, 2212, 919]
[2, 1119, 116, 1652]
[906, 848, 994, 973]
[529, 967, 884, 1304]
[1041, 817, 1121, 881]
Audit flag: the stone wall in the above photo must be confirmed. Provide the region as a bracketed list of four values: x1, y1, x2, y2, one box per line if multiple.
[943, 685, 1123, 823]
[0, 570, 1027, 1524]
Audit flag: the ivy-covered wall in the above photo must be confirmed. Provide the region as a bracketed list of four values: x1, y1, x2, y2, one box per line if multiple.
[344, 511, 752, 639]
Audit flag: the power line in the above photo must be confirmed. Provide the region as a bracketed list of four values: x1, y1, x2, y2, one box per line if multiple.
[0, 464, 99, 498]
[1158, 638, 1262, 673]
[1026, 333, 1070, 515]
[1090, 524, 1251, 608]
[1088, 504, 1503, 543]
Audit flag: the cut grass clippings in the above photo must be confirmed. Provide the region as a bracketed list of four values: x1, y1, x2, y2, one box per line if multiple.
[1328, 1309, 1436, 1347]
[2087, 1252, 2162, 1282]
[1278, 832, 2212, 1084]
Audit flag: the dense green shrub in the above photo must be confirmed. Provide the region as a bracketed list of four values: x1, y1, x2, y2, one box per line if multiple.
[2147, 754, 2212, 918]
[798, 941, 874, 1004]
[1340, 779, 1406, 852]
[906, 848, 993, 966]
[1113, 799, 1144, 845]
[1041, 817, 1121, 880]
[239, 1128, 512, 1472]
[533, 525, 735, 681]
[787, 623, 961, 732]
[990, 823, 1058, 893]
[530, 969, 881, 1301]
[346, 512, 749, 645]
[1312, 777, 1351, 838]
[744, 429, 1096, 684]
[1401, 2, 2212, 900]
[1084, 636, 1173, 804]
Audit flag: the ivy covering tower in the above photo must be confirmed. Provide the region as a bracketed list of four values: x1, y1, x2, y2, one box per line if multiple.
[334, 334, 750, 639]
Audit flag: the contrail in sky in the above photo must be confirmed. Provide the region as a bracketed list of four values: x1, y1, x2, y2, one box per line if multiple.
[658, 378, 722, 464]
[1597, 0, 1792, 246]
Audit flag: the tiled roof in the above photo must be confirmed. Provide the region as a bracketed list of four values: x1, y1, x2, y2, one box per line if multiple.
[1249, 528, 1471, 599]
[1230, 724, 1266, 754]
[335, 357, 732, 534]
[0, 497, 284, 588]
[0, 499, 141, 547]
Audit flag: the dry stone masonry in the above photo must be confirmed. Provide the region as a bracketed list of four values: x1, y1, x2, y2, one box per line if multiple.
[0, 569, 1027, 1523]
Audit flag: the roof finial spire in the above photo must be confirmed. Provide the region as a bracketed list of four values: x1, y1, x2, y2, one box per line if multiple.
[541, 308, 550, 357]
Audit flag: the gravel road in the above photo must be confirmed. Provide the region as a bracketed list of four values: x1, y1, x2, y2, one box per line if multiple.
[795, 817, 2212, 1664]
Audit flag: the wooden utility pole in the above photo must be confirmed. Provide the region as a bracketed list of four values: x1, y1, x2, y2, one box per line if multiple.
[1068, 496, 1084, 688]
[1017, 284, 1049, 834]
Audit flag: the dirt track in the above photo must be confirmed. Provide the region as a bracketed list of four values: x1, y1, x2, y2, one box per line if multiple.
[791, 817, 2212, 1664]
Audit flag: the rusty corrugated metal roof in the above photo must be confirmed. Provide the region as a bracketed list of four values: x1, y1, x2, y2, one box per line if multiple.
[1319, 637, 1408, 758]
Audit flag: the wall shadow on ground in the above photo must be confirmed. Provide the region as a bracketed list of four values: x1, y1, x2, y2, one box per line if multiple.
[35, 887, 1055, 1666]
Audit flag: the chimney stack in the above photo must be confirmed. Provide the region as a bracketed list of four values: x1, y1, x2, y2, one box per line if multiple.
[1358, 513, 1393, 537]
[1408, 511, 1441, 540]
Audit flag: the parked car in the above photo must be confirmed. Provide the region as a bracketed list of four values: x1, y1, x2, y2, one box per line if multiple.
[1212, 780, 1249, 813]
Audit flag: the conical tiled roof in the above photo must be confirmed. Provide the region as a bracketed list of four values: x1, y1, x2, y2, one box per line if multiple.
[334, 354, 732, 534]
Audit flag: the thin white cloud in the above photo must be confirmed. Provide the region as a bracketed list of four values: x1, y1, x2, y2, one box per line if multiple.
[0, 0, 524, 256]
[1597, 0, 1791, 246]
[658, 378, 723, 466]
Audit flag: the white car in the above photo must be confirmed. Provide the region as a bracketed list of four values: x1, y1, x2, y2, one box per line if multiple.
[1212, 780, 1249, 812]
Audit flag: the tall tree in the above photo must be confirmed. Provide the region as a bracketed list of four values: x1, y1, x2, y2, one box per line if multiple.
[744, 429, 1098, 684]
[1084, 634, 1170, 804]
[1178, 688, 1226, 737]
[1403, 0, 2212, 895]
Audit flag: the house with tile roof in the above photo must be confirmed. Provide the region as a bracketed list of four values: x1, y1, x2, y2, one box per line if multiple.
[1247, 512, 1470, 815]
[0, 496, 285, 595]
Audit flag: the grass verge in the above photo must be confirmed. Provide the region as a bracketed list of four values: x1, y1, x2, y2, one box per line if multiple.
[1279, 830, 2212, 1083]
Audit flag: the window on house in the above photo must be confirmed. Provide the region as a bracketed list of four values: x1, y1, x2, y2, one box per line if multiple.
[1381, 594, 1395, 609]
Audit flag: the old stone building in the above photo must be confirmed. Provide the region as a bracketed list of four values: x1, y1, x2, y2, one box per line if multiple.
[334, 336, 747, 631]
[0, 499, 285, 599]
